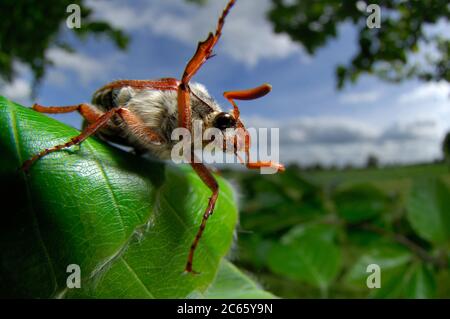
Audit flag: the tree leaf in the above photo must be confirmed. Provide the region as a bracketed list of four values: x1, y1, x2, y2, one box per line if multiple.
[189, 260, 276, 299]
[267, 225, 341, 293]
[333, 184, 388, 223]
[0, 96, 238, 298]
[344, 244, 416, 298]
[268, 1, 450, 87]
[406, 178, 450, 245]
[402, 263, 436, 299]
[281, 223, 338, 244]
[345, 244, 412, 281]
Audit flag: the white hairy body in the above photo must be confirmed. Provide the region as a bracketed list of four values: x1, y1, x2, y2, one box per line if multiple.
[90, 82, 224, 159]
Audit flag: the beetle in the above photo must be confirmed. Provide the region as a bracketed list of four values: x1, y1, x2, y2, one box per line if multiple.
[21, 0, 284, 273]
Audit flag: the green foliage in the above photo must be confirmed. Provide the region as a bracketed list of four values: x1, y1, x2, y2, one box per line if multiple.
[268, 0, 450, 88]
[333, 184, 388, 223]
[2, 95, 449, 299]
[0, 96, 273, 298]
[443, 132, 450, 165]
[267, 224, 341, 295]
[224, 163, 450, 298]
[236, 168, 326, 236]
[366, 154, 379, 169]
[196, 260, 276, 299]
[344, 244, 437, 298]
[0, 0, 128, 87]
[186, 0, 208, 5]
[406, 178, 450, 244]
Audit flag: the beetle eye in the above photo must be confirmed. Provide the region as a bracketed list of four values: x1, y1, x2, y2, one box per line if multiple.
[213, 112, 236, 130]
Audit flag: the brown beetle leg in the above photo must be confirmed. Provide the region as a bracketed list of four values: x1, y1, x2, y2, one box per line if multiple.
[222, 85, 284, 172]
[185, 156, 219, 274]
[32, 103, 103, 124]
[22, 105, 164, 172]
[20, 107, 120, 172]
[235, 137, 285, 173]
[178, 0, 236, 130]
[178, 0, 235, 273]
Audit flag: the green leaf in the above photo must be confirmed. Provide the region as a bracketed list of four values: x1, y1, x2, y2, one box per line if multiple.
[344, 244, 416, 298]
[281, 223, 338, 244]
[406, 178, 450, 244]
[333, 184, 388, 223]
[436, 267, 450, 298]
[0, 96, 238, 298]
[237, 234, 275, 270]
[267, 224, 341, 293]
[402, 263, 436, 299]
[190, 260, 276, 299]
[236, 169, 326, 235]
[345, 244, 412, 282]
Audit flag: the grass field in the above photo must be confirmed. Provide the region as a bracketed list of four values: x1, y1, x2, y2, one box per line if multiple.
[304, 162, 450, 192]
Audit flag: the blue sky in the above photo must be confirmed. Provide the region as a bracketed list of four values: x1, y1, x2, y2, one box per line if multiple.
[3, 0, 450, 166]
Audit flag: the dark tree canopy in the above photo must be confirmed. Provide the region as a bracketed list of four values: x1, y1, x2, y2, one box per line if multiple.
[443, 132, 450, 163]
[366, 154, 379, 168]
[268, 0, 450, 88]
[0, 0, 128, 88]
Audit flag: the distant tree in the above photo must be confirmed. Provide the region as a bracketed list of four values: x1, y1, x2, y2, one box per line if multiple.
[328, 164, 338, 171]
[344, 163, 354, 170]
[286, 163, 302, 172]
[268, 0, 449, 88]
[366, 154, 379, 168]
[0, 0, 128, 90]
[443, 132, 450, 165]
[186, 0, 208, 4]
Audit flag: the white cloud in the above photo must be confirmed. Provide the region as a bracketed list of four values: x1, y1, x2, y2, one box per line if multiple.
[216, 0, 302, 66]
[280, 117, 379, 144]
[2, 78, 32, 104]
[339, 91, 381, 104]
[0, 62, 33, 104]
[46, 48, 122, 86]
[280, 139, 441, 167]
[245, 115, 444, 166]
[380, 120, 439, 141]
[86, 0, 303, 67]
[398, 81, 450, 104]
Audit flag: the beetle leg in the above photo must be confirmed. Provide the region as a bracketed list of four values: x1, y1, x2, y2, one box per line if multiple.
[178, 0, 235, 273]
[22, 106, 165, 171]
[223, 84, 272, 119]
[177, 83, 192, 131]
[222, 84, 283, 172]
[178, 0, 236, 130]
[99, 78, 179, 91]
[185, 156, 219, 274]
[20, 107, 120, 172]
[32, 103, 103, 124]
[235, 136, 285, 172]
[246, 161, 285, 172]
[237, 155, 285, 172]
[181, 0, 235, 85]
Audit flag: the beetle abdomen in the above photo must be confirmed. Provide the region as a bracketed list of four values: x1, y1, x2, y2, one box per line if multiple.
[91, 88, 120, 110]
